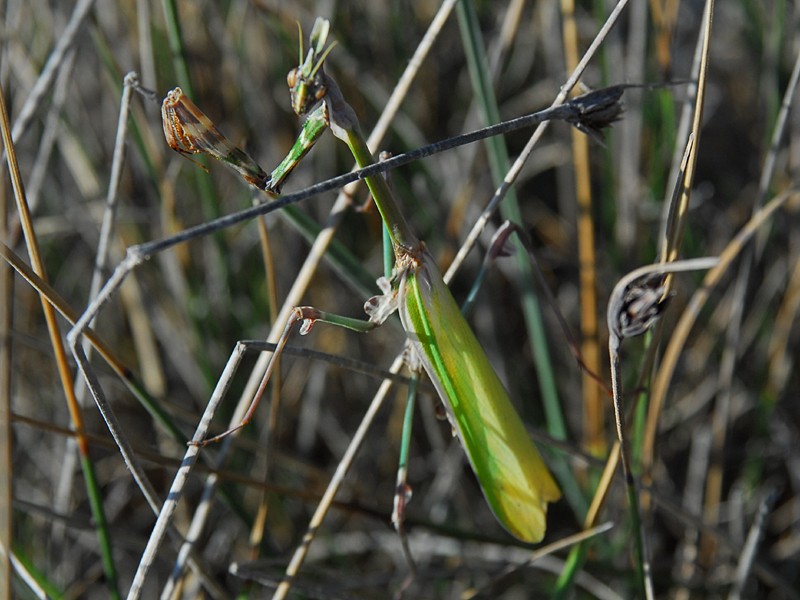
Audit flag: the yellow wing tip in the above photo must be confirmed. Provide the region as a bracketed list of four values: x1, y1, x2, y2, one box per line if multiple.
[490, 482, 561, 543]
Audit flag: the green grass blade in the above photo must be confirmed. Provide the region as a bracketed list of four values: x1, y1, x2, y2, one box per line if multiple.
[80, 454, 121, 599]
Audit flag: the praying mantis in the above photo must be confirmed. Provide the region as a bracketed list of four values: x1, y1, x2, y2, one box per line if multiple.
[160, 17, 628, 544]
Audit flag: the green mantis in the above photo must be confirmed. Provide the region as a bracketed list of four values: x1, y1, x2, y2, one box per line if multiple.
[160, 18, 630, 542]
[278, 18, 562, 542]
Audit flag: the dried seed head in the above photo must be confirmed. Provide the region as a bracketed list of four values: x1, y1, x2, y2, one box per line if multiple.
[566, 85, 626, 144]
[611, 274, 671, 339]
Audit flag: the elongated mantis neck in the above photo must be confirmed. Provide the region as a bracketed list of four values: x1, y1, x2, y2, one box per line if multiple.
[321, 74, 421, 255]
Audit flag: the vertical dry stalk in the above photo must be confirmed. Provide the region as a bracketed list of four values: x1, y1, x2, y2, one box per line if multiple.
[560, 0, 604, 458]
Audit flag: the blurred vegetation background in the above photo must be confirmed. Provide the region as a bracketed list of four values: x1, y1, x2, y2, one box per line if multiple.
[2, 0, 799, 598]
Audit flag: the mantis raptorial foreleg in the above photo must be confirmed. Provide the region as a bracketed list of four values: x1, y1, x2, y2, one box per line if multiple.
[265, 103, 328, 193]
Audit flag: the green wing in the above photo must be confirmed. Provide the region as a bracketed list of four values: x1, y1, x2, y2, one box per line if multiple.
[399, 250, 560, 542]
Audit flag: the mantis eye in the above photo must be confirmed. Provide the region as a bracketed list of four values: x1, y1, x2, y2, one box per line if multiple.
[287, 68, 298, 89]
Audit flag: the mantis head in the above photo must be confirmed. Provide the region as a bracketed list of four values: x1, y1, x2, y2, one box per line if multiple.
[287, 18, 337, 116]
